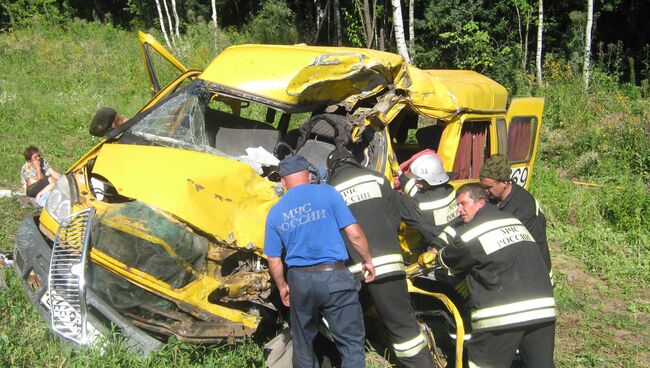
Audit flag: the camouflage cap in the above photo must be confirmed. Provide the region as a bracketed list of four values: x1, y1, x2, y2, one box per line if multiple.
[480, 154, 512, 181]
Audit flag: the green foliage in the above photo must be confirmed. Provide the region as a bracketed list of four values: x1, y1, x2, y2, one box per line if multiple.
[244, 0, 298, 45]
[539, 56, 650, 183]
[439, 21, 493, 71]
[599, 179, 649, 233]
[0, 19, 152, 188]
[342, 7, 364, 48]
[0, 0, 70, 29]
[413, 0, 521, 87]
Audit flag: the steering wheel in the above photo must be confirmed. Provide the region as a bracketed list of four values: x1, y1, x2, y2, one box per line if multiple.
[273, 141, 295, 160]
[307, 162, 322, 184]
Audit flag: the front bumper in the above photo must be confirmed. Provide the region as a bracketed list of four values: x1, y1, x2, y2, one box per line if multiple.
[13, 216, 163, 356]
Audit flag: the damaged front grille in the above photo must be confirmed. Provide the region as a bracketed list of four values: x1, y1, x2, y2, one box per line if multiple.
[48, 208, 94, 345]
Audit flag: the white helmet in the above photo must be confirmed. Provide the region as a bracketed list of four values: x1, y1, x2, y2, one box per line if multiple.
[409, 155, 451, 186]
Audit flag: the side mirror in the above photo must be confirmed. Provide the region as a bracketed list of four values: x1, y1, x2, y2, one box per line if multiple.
[89, 107, 118, 137]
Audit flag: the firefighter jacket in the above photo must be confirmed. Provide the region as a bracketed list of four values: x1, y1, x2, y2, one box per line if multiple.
[328, 162, 422, 279]
[399, 174, 460, 246]
[496, 182, 552, 272]
[436, 204, 556, 332]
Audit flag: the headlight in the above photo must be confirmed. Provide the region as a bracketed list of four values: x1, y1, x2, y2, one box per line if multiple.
[45, 175, 72, 223]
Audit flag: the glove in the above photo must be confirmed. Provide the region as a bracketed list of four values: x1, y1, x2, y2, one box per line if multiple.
[454, 280, 470, 299]
[417, 251, 437, 269]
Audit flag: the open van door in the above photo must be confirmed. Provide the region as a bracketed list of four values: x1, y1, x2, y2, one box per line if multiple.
[138, 32, 189, 93]
[505, 98, 544, 190]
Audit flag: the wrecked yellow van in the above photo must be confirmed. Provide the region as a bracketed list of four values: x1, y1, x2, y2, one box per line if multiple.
[13, 32, 543, 364]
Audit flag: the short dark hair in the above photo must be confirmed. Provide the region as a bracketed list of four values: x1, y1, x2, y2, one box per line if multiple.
[456, 183, 489, 202]
[23, 146, 40, 161]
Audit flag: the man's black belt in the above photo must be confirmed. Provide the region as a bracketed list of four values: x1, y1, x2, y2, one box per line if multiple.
[292, 262, 346, 271]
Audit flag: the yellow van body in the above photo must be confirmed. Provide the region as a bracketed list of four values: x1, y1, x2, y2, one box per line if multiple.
[22, 32, 543, 365]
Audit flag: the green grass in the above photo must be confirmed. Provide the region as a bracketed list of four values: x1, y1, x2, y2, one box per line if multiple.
[1, 18, 649, 367]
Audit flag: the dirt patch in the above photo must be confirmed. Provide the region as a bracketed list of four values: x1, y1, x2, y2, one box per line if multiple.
[552, 252, 650, 366]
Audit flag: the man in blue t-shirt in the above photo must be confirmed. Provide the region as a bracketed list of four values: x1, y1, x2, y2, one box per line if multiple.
[264, 155, 376, 368]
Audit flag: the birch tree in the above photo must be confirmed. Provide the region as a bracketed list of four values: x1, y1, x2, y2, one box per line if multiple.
[536, 0, 543, 84]
[514, 0, 532, 71]
[391, 0, 411, 63]
[211, 0, 218, 49]
[211, 0, 218, 29]
[154, 0, 172, 48]
[408, 0, 414, 56]
[162, 0, 176, 46]
[584, 0, 594, 90]
[312, 0, 330, 44]
[170, 0, 181, 39]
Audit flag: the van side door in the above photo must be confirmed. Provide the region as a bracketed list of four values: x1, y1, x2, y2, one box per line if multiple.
[505, 98, 544, 189]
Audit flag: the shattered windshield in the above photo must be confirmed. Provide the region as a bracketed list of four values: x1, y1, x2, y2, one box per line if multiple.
[128, 81, 212, 152]
[121, 80, 279, 174]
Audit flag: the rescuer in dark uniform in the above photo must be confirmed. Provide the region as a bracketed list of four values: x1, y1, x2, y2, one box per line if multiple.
[421, 183, 556, 368]
[479, 154, 552, 273]
[399, 154, 461, 247]
[326, 148, 435, 368]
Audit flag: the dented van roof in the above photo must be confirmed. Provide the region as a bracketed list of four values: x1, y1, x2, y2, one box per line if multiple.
[198, 44, 508, 115]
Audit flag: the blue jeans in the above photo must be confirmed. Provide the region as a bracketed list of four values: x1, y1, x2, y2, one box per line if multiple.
[287, 267, 365, 368]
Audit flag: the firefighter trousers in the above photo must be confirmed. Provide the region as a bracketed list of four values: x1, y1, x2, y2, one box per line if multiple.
[467, 321, 556, 368]
[367, 275, 434, 368]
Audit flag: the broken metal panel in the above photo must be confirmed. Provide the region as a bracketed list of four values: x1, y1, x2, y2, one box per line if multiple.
[200, 45, 406, 109]
[220, 271, 271, 300]
[406, 67, 508, 118]
[91, 143, 280, 252]
[91, 202, 208, 302]
[86, 201, 271, 334]
[90, 247, 262, 330]
[286, 53, 396, 104]
[124, 304, 254, 343]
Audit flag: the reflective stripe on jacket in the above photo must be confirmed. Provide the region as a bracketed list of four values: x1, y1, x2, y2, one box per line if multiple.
[328, 162, 420, 279]
[436, 204, 555, 332]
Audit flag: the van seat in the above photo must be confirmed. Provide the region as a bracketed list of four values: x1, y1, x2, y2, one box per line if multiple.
[206, 108, 280, 156]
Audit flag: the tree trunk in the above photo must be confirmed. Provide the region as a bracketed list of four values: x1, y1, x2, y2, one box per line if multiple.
[162, 0, 176, 46]
[391, 0, 410, 63]
[371, 0, 378, 47]
[211, 0, 218, 29]
[315, 0, 323, 31]
[524, 15, 530, 72]
[408, 0, 414, 56]
[515, 4, 524, 70]
[170, 0, 181, 38]
[379, 0, 386, 51]
[363, 0, 374, 48]
[536, 0, 543, 84]
[211, 0, 218, 48]
[154, 0, 172, 49]
[313, 0, 330, 44]
[333, 0, 341, 45]
[379, 18, 385, 50]
[584, 0, 594, 91]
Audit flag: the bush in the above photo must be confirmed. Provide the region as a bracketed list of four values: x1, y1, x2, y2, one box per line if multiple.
[244, 0, 298, 45]
[599, 178, 650, 232]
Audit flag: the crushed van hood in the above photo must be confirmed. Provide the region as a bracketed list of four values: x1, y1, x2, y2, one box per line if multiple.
[92, 144, 281, 252]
